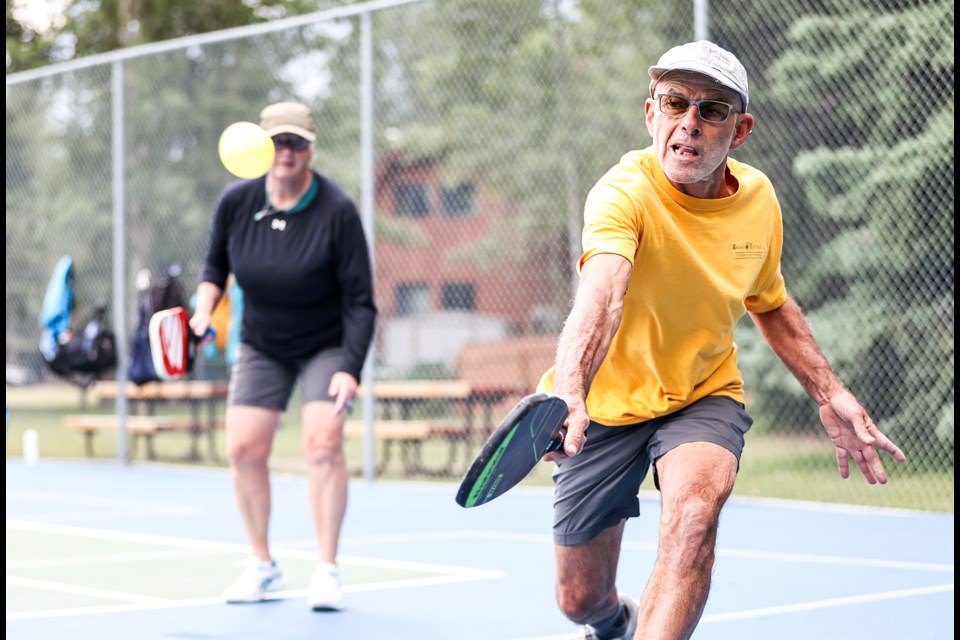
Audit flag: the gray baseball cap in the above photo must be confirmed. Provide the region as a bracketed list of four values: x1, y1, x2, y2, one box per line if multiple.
[648, 40, 749, 112]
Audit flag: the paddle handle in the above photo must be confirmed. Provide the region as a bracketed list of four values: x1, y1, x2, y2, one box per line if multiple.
[544, 427, 567, 454]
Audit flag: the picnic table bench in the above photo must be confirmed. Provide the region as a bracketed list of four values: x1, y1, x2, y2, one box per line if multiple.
[347, 380, 518, 476]
[62, 380, 228, 461]
[60, 376, 523, 475]
[343, 419, 471, 476]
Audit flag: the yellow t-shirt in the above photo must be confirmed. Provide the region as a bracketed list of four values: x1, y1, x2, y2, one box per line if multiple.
[538, 148, 788, 425]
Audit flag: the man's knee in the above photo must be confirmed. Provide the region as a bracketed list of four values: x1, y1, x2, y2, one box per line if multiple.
[554, 524, 623, 624]
[659, 495, 723, 569]
[556, 579, 616, 624]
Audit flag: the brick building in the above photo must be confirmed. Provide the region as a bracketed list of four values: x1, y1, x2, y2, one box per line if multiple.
[372, 152, 560, 376]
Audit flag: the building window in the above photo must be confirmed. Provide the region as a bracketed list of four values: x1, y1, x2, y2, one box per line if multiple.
[441, 282, 475, 311]
[441, 183, 476, 218]
[394, 183, 429, 218]
[396, 282, 430, 316]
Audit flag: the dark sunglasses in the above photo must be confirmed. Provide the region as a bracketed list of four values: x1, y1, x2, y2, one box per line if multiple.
[272, 134, 311, 151]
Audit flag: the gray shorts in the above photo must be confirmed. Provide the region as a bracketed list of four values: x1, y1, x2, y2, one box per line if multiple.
[227, 343, 344, 411]
[553, 395, 752, 546]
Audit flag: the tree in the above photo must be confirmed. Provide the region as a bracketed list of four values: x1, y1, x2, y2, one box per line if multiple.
[6, 0, 340, 73]
[5, 0, 360, 371]
[738, 0, 954, 466]
[368, 0, 673, 322]
[6, 0, 56, 72]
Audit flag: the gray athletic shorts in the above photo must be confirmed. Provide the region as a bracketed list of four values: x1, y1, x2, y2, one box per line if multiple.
[227, 343, 343, 411]
[553, 395, 752, 546]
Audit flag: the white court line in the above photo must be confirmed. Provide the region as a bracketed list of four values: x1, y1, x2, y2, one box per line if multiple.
[699, 582, 955, 622]
[510, 583, 955, 640]
[7, 548, 222, 570]
[6, 572, 506, 621]
[6, 490, 199, 515]
[8, 518, 951, 621]
[6, 576, 171, 605]
[6, 600, 225, 621]
[375, 482, 944, 518]
[6, 519, 503, 576]
[340, 528, 954, 574]
[6, 519, 504, 621]
[7, 519, 258, 555]
[343, 529, 555, 545]
[711, 547, 954, 573]
[722, 493, 951, 518]
[8, 465, 947, 518]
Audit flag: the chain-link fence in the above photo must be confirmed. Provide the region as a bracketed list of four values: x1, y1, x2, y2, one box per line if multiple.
[6, 0, 953, 511]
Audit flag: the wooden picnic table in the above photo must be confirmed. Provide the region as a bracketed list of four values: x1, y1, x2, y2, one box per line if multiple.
[90, 380, 228, 461]
[352, 379, 522, 475]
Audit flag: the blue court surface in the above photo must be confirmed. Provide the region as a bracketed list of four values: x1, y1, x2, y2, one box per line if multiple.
[6, 459, 953, 640]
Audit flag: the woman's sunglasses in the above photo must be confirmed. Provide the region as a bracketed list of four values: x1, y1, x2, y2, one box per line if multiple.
[272, 135, 311, 151]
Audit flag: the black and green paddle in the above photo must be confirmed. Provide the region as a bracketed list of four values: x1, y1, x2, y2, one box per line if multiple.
[455, 393, 568, 508]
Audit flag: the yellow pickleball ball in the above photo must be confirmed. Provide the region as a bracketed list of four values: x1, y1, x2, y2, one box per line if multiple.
[218, 122, 275, 179]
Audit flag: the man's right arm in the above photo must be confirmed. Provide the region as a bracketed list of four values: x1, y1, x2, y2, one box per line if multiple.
[549, 253, 632, 458]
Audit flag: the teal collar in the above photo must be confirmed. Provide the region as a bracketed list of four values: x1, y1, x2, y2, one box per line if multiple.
[282, 174, 319, 213]
[255, 174, 318, 221]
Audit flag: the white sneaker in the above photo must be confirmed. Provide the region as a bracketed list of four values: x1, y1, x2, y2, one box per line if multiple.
[222, 557, 286, 603]
[308, 562, 343, 611]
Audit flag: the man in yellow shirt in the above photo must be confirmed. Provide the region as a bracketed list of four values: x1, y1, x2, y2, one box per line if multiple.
[538, 40, 906, 640]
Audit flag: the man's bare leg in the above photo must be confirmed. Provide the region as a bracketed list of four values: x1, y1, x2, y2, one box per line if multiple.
[555, 521, 626, 625]
[634, 442, 738, 640]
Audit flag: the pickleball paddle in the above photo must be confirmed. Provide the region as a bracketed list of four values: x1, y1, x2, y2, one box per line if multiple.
[148, 306, 213, 381]
[456, 393, 568, 508]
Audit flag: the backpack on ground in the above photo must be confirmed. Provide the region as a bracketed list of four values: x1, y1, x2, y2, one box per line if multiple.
[47, 305, 117, 380]
[38, 255, 117, 387]
[127, 264, 186, 385]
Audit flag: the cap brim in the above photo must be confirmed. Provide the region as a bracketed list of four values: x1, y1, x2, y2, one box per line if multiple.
[264, 125, 316, 143]
[648, 64, 748, 110]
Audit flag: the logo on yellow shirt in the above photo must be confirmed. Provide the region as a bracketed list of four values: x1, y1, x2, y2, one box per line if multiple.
[732, 241, 765, 260]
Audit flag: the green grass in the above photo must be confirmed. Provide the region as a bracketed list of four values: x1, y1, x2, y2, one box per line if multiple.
[734, 435, 953, 511]
[7, 384, 952, 513]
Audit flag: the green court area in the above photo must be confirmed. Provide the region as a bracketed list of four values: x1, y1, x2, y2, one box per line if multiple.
[6, 520, 500, 619]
